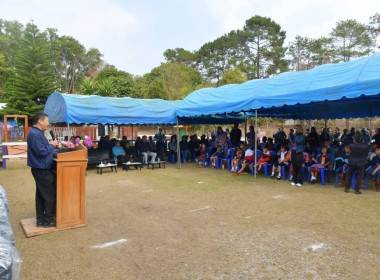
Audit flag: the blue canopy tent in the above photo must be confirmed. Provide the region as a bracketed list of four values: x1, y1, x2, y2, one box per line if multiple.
[44, 92, 178, 125]
[44, 92, 245, 125]
[176, 52, 380, 119]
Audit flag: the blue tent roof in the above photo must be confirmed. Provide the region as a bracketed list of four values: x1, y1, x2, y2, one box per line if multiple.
[44, 92, 179, 125]
[176, 53, 380, 119]
[44, 92, 245, 125]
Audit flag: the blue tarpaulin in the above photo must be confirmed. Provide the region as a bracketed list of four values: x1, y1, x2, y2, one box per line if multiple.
[177, 53, 380, 119]
[44, 92, 179, 125]
[44, 92, 245, 125]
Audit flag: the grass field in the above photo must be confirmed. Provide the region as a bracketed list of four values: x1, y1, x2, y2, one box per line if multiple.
[1, 160, 380, 280]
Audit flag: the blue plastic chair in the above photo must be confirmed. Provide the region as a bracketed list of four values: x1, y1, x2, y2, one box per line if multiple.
[219, 148, 235, 171]
[308, 166, 330, 185]
[261, 151, 276, 178]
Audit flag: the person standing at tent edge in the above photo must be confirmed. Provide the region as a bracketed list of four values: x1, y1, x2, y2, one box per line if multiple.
[344, 133, 369, 194]
[289, 125, 306, 187]
[27, 112, 58, 227]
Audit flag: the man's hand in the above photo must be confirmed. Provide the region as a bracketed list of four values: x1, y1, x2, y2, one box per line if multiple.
[50, 140, 58, 147]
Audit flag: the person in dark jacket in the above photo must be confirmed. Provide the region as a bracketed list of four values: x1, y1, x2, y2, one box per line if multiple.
[289, 125, 306, 186]
[230, 123, 242, 147]
[345, 133, 370, 194]
[27, 112, 58, 227]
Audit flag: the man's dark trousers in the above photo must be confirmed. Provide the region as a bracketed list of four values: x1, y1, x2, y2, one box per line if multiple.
[31, 168, 56, 223]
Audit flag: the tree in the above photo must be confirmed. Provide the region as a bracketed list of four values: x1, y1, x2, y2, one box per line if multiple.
[220, 68, 247, 85]
[47, 30, 103, 93]
[0, 52, 12, 96]
[0, 19, 24, 66]
[239, 15, 288, 79]
[288, 36, 333, 71]
[94, 67, 139, 98]
[136, 62, 203, 100]
[96, 78, 114, 96]
[80, 78, 97, 95]
[369, 13, 380, 49]
[195, 30, 243, 84]
[163, 48, 195, 67]
[330, 19, 375, 62]
[3, 22, 56, 118]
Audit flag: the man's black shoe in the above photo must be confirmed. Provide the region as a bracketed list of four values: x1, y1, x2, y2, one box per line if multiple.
[344, 187, 349, 193]
[43, 220, 56, 227]
[354, 191, 362, 194]
[36, 220, 44, 227]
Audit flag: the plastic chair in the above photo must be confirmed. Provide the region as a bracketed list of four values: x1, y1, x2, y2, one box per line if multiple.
[261, 151, 276, 178]
[351, 171, 369, 190]
[308, 167, 330, 185]
[219, 148, 235, 171]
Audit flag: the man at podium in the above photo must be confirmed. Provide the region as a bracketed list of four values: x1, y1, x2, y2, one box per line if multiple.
[27, 112, 58, 227]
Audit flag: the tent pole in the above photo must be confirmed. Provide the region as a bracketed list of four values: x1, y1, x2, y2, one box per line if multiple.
[176, 117, 181, 169]
[67, 123, 71, 139]
[244, 112, 247, 144]
[131, 125, 134, 142]
[254, 110, 258, 182]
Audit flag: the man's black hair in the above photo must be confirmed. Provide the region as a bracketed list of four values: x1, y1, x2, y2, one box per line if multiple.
[32, 112, 48, 125]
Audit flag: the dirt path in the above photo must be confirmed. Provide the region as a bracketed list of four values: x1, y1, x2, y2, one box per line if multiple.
[1, 160, 380, 280]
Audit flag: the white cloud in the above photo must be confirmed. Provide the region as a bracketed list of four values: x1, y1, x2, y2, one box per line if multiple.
[203, 0, 255, 33]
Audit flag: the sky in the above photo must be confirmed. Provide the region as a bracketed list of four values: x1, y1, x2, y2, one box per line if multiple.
[0, 0, 378, 75]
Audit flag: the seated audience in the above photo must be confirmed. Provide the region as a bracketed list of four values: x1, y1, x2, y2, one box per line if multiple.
[365, 146, 380, 191]
[309, 147, 330, 183]
[210, 145, 224, 168]
[180, 135, 189, 162]
[168, 137, 177, 161]
[271, 145, 289, 180]
[196, 144, 208, 166]
[254, 145, 272, 174]
[139, 135, 157, 164]
[232, 143, 245, 172]
[234, 147, 255, 176]
[112, 141, 128, 169]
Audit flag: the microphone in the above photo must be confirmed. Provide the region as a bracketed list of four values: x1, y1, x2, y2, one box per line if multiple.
[49, 130, 55, 141]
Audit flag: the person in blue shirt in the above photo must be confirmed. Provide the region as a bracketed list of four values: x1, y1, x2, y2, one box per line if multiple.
[27, 112, 58, 227]
[112, 141, 127, 169]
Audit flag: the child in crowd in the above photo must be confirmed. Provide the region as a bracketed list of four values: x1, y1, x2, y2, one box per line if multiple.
[234, 147, 255, 176]
[335, 145, 350, 185]
[365, 146, 380, 191]
[271, 145, 289, 179]
[253, 145, 271, 174]
[259, 136, 268, 150]
[210, 145, 224, 168]
[309, 147, 330, 182]
[232, 142, 245, 172]
[267, 137, 274, 151]
[367, 142, 378, 161]
[196, 144, 208, 167]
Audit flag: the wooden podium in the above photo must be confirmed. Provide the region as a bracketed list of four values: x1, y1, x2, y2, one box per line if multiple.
[54, 144, 87, 229]
[21, 144, 87, 237]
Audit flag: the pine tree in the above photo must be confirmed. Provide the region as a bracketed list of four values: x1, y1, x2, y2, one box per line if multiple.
[3, 22, 55, 118]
